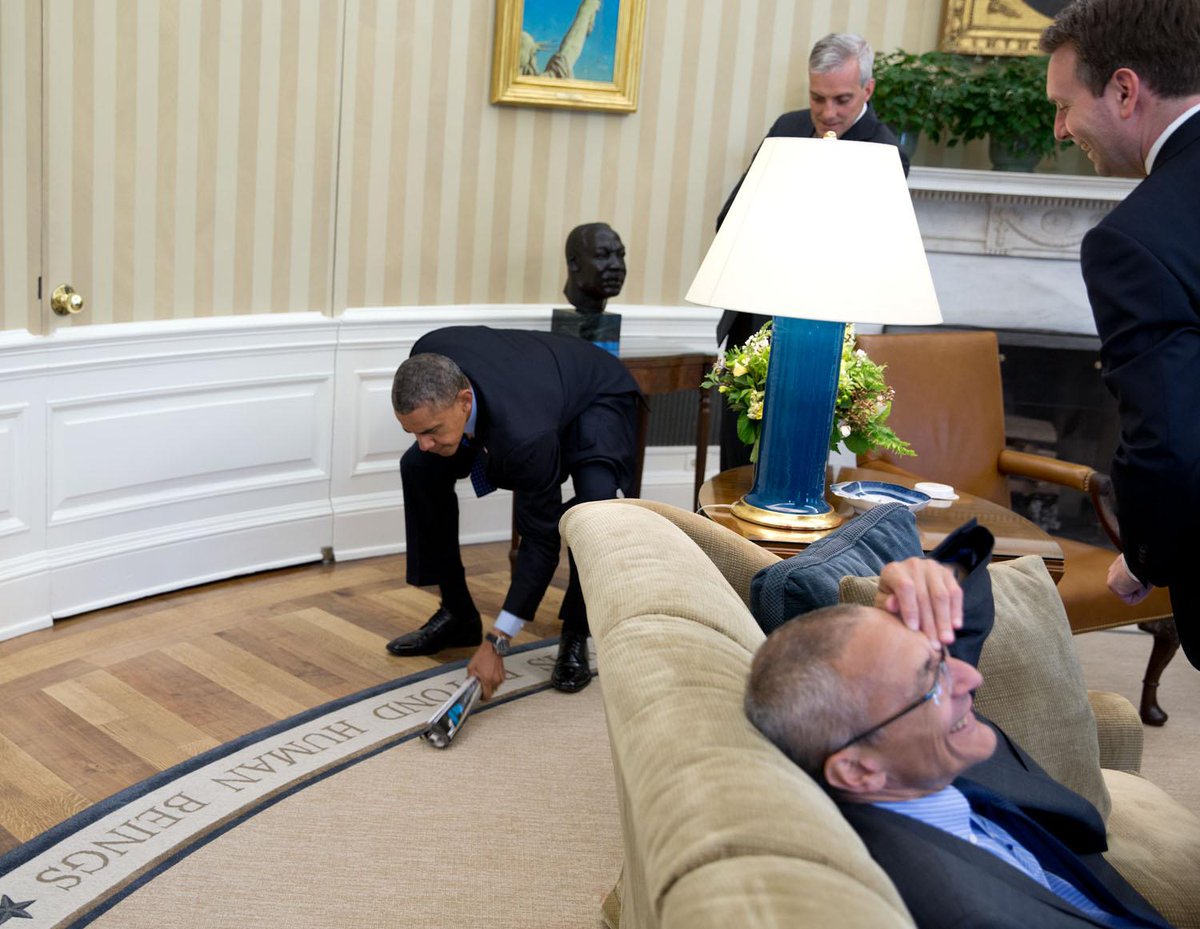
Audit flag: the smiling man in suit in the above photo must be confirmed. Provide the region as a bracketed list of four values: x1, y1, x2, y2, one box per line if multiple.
[745, 560, 1171, 928]
[387, 326, 640, 698]
[1041, 0, 1200, 670]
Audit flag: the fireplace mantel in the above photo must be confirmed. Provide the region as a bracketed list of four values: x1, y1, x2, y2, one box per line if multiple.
[907, 167, 1138, 337]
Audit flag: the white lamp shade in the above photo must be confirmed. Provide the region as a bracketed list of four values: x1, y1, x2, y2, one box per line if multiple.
[687, 136, 942, 325]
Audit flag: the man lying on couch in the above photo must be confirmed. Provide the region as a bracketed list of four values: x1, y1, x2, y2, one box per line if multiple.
[745, 549, 1173, 929]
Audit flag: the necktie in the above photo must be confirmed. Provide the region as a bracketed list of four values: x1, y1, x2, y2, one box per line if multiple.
[958, 781, 1150, 928]
[469, 447, 495, 497]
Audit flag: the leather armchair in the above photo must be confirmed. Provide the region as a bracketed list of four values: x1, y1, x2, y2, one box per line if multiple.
[854, 330, 1178, 724]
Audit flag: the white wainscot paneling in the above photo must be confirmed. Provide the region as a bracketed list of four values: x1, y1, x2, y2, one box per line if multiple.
[48, 376, 331, 524]
[41, 314, 338, 619]
[0, 331, 51, 640]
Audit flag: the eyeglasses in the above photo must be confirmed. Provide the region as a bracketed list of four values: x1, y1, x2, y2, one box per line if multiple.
[827, 646, 950, 756]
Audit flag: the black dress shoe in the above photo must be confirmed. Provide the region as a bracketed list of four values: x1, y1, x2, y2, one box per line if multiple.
[387, 606, 481, 657]
[551, 632, 593, 693]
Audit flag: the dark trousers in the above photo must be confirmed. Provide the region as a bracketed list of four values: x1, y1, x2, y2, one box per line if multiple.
[400, 444, 619, 636]
[1169, 578, 1200, 670]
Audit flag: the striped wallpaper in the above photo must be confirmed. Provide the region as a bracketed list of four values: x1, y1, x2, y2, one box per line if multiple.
[0, 0, 1084, 334]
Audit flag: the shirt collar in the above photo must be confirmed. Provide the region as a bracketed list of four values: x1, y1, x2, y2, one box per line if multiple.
[1146, 101, 1200, 173]
[464, 381, 479, 439]
[874, 785, 972, 841]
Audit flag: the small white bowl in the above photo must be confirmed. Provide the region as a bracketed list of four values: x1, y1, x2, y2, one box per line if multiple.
[914, 481, 958, 501]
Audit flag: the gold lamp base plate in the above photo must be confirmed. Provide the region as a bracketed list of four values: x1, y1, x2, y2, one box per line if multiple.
[730, 496, 845, 531]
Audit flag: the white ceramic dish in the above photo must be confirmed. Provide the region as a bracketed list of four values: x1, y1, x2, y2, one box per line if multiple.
[830, 480, 932, 513]
[914, 481, 959, 501]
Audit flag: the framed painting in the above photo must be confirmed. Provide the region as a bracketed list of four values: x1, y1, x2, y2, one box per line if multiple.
[490, 0, 647, 112]
[938, 0, 1056, 56]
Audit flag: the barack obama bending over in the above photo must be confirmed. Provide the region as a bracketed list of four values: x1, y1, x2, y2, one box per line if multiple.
[387, 326, 640, 697]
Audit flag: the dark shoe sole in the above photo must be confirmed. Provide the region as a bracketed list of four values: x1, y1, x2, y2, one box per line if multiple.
[551, 665, 593, 693]
[386, 631, 481, 657]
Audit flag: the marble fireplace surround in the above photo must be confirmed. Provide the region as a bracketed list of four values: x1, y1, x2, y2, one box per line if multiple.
[907, 167, 1138, 338]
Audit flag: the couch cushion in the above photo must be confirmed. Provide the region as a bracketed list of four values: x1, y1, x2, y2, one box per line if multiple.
[840, 555, 1111, 819]
[750, 504, 921, 633]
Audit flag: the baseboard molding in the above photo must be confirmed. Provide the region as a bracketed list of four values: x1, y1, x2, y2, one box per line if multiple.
[0, 306, 722, 640]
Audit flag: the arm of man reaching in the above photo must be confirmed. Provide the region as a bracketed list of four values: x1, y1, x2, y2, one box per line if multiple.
[877, 520, 996, 667]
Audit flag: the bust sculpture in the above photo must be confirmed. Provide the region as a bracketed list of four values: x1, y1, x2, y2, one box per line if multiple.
[563, 222, 627, 314]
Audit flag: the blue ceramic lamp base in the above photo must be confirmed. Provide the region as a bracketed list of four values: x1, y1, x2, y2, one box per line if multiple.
[730, 316, 845, 531]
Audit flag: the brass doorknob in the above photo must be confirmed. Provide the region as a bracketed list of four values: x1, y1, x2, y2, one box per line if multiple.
[51, 284, 85, 316]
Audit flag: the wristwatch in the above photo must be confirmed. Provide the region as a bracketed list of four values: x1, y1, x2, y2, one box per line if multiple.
[485, 632, 511, 657]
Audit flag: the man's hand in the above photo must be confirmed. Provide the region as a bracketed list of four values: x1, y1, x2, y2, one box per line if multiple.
[467, 640, 506, 700]
[876, 557, 963, 647]
[1107, 553, 1152, 605]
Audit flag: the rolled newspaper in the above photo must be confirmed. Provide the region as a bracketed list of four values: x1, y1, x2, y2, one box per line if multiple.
[421, 675, 482, 748]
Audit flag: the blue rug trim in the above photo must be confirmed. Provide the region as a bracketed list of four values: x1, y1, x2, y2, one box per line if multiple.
[0, 637, 558, 876]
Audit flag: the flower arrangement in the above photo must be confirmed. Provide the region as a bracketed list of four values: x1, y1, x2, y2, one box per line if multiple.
[702, 322, 913, 463]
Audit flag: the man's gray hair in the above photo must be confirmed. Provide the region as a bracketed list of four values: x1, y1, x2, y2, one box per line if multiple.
[809, 32, 874, 86]
[391, 353, 468, 414]
[745, 604, 874, 780]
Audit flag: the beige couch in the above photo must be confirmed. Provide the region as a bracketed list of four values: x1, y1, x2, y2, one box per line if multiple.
[560, 498, 1200, 929]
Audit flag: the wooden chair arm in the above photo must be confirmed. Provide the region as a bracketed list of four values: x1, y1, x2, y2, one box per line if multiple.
[997, 448, 1096, 491]
[998, 449, 1121, 549]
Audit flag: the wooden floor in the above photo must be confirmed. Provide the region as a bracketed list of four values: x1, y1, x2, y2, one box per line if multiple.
[0, 542, 569, 858]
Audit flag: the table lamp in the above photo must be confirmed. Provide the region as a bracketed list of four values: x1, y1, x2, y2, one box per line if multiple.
[687, 136, 941, 530]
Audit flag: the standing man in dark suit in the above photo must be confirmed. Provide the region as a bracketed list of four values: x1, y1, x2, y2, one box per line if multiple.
[745, 580, 1171, 928]
[1041, 0, 1200, 669]
[387, 326, 639, 697]
[714, 32, 910, 470]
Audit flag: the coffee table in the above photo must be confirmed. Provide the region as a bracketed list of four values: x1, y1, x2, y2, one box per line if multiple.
[698, 465, 1065, 581]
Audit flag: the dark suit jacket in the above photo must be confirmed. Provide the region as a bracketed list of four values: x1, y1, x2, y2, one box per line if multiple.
[1080, 111, 1200, 589]
[838, 725, 1170, 928]
[410, 326, 638, 618]
[715, 104, 910, 347]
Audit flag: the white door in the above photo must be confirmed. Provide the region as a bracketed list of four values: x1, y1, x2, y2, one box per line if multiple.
[39, 0, 345, 617]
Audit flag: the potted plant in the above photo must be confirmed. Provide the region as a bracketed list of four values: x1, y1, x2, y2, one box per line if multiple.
[871, 50, 969, 160]
[944, 55, 1067, 170]
[701, 322, 913, 463]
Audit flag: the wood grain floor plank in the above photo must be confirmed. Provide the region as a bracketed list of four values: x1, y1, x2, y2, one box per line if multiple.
[43, 672, 221, 771]
[281, 607, 432, 679]
[214, 620, 383, 697]
[161, 639, 332, 719]
[104, 652, 278, 744]
[0, 692, 158, 804]
[0, 733, 92, 842]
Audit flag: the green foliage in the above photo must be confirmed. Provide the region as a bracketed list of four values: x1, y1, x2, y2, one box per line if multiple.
[947, 55, 1068, 160]
[871, 50, 970, 143]
[872, 50, 1069, 164]
[702, 322, 914, 462]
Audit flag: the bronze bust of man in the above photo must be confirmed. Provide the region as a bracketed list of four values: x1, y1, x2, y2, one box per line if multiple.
[563, 222, 626, 314]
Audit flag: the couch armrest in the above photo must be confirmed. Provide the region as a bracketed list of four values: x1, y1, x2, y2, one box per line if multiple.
[615, 499, 779, 608]
[1088, 690, 1144, 774]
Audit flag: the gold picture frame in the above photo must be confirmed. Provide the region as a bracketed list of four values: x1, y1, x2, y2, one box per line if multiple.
[490, 0, 647, 113]
[939, 0, 1054, 56]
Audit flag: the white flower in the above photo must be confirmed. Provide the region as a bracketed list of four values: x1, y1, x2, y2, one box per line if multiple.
[840, 423, 852, 437]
